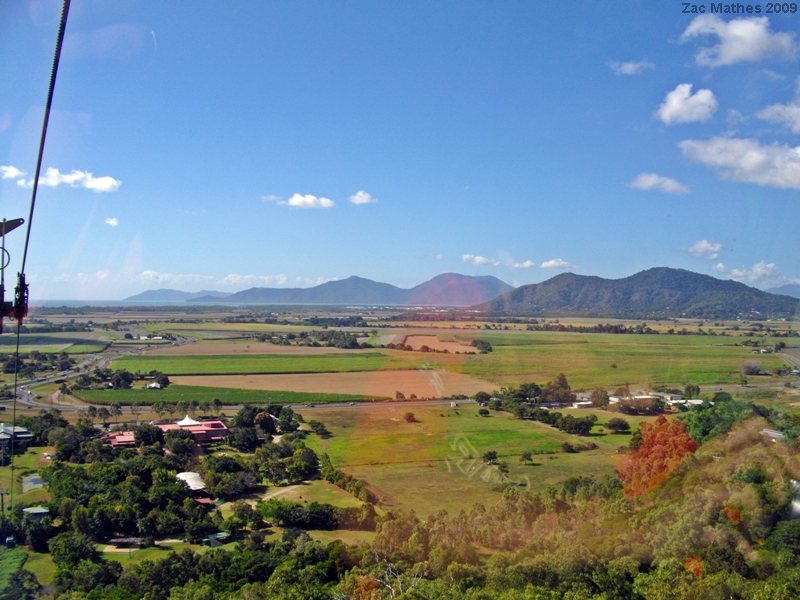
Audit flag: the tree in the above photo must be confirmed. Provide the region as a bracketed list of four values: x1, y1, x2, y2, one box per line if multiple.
[97, 407, 111, 426]
[129, 402, 141, 423]
[152, 401, 167, 420]
[606, 417, 631, 433]
[49, 531, 99, 569]
[86, 405, 97, 422]
[403, 412, 416, 423]
[684, 383, 701, 399]
[478, 408, 490, 417]
[474, 391, 490, 404]
[619, 416, 697, 497]
[134, 423, 164, 447]
[482, 451, 498, 464]
[212, 398, 222, 415]
[741, 360, 764, 376]
[590, 387, 610, 408]
[496, 461, 509, 479]
[520, 451, 532, 463]
[110, 404, 122, 422]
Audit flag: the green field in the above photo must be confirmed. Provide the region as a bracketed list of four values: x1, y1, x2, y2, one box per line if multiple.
[0, 547, 27, 591]
[445, 331, 790, 387]
[303, 403, 654, 516]
[0, 448, 51, 506]
[110, 352, 423, 376]
[75, 385, 381, 406]
[0, 332, 112, 354]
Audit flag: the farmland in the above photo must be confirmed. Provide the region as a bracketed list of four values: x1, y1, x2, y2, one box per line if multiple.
[301, 402, 653, 516]
[73, 385, 373, 406]
[109, 352, 422, 376]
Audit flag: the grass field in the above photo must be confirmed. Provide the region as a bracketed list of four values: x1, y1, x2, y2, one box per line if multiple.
[110, 352, 422, 376]
[0, 547, 27, 590]
[74, 385, 375, 406]
[0, 448, 51, 505]
[302, 403, 655, 516]
[23, 551, 55, 587]
[445, 332, 790, 388]
[0, 332, 113, 354]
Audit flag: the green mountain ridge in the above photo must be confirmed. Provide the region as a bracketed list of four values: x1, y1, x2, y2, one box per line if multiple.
[474, 267, 800, 319]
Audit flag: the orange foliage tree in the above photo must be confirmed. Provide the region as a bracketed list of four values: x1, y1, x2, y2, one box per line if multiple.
[619, 415, 698, 497]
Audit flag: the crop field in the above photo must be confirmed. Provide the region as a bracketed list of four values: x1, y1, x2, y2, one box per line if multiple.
[110, 352, 421, 376]
[0, 332, 112, 354]
[171, 370, 494, 399]
[444, 332, 790, 388]
[74, 385, 373, 406]
[302, 403, 656, 516]
[146, 342, 368, 356]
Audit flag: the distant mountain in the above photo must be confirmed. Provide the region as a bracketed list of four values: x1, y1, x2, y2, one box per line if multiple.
[406, 273, 514, 306]
[124, 289, 230, 302]
[192, 273, 513, 306]
[473, 267, 800, 319]
[768, 284, 800, 300]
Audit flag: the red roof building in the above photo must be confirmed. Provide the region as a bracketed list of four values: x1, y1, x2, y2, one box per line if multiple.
[102, 416, 229, 448]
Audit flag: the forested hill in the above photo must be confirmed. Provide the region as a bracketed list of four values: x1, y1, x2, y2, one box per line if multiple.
[124, 289, 229, 302]
[474, 267, 800, 319]
[189, 273, 513, 306]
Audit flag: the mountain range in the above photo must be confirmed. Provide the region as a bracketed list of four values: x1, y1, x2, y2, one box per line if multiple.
[475, 267, 800, 319]
[768, 284, 800, 300]
[124, 273, 514, 306]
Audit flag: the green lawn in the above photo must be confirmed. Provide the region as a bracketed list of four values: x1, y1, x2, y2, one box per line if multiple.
[75, 385, 381, 406]
[0, 547, 27, 590]
[22, 551, 54, 587]
[0, 448, 51, 505]
[302, 403, 654, 516]
[110, 352, 423, 376]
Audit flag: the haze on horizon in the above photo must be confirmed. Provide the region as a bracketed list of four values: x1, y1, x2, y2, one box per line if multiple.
[1, 2, 799, 300]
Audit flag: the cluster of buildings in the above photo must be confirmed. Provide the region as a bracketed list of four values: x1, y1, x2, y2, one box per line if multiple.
[101, 415, 230, 448]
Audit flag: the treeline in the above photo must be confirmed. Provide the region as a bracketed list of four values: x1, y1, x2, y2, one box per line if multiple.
[301, 316, 369, 327]
[258, 498, 377, 531]
[320, 453, 376, 503]
[525, 322, 660, 334]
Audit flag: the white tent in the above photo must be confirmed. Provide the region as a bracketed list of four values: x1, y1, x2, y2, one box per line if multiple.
[177, 415, 200, 426]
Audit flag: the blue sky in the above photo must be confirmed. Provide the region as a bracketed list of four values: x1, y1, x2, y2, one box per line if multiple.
[1, 1, 799, 299]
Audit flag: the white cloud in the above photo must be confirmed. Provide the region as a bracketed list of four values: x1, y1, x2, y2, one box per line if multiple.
[541, 259, 575, 270]
[294, 276, 337, 287]
[607, 59, 654, 75]
[686, 239, 722, 260]
[462, 254, 500, 266]
[712, 260, 799, 288]
[513, 260, 536, 269]
[217, 274, 288, 287]
[0, 166, 25, 179]
[280, 193, 334, 209]
[681, 15, 797, 67]
[18, 167, 121, 192]
[678, 136, 800, 189]
[261, 194, 281, 202]
[434, 254, 443, 260]
[136, 270, 292, 289]
[628, 173, 690, 194]
[104, 218, 118, 227]
[756, 76, 800, 133]
[763, 69, 787, 81]
[348, 190, 377, 205]
[656, 84, 717, 124]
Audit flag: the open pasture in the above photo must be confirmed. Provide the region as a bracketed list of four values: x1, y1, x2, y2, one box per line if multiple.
[302, 403, 650, 516]
[443, 331, 790, 388]
[0, 332, 112, 354]
[403, 335, 474, 353]
[110, 352, 420, 376]
[74, 385, 372, 406]
[172, 369, 494, 399]
[145, 342, 368, 356]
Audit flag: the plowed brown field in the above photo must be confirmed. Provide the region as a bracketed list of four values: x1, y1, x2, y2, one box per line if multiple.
[402, 335, 474, 354]
[171, 369, 494, 398]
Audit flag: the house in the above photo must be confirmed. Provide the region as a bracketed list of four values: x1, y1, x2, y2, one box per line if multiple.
[22, 507, 49, 520]
[572, 401, 593, 409]
[146, 382, 162, 389]
[0, 423, 33, 455]
[654, 392, 682, 403]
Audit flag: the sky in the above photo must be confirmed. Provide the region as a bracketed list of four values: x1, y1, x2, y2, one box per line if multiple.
[0, 0, 799, 300]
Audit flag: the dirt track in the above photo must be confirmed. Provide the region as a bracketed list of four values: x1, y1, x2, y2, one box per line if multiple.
[171, 369, 494, 398]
